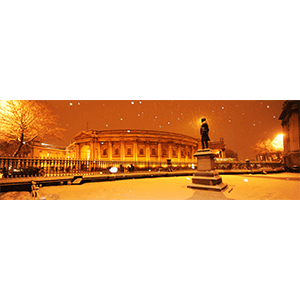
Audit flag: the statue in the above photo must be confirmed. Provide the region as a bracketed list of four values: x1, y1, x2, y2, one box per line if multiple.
[200, 118, 210, 149]
[188, 118, 227, 191]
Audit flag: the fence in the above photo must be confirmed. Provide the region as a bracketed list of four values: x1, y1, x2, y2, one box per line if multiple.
[214, 160, 283, 171]
[0, 156, 283, 179]
[0, 157, 197, 178]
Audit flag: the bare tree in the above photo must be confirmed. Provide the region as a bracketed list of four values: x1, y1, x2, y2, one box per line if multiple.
[225, 149, 238, 160]
[253, 135, 283, 161]
[254, 139, 269, 153]
[0, 100, 64, 156]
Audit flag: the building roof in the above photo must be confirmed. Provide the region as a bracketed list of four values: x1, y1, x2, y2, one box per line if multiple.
[279, 100, 300, 123]
[73, 129, 199, 144]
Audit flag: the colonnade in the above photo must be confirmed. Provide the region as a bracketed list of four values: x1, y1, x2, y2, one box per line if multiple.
[74, 140, 196, 162]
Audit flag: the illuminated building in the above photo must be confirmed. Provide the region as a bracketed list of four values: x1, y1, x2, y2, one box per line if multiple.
[1, 129, 226, 162]
[67, 129, 226, 162]
[279, 100, 300, 171]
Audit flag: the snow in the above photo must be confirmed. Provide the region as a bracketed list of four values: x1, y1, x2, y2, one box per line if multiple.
[1, 173, 299, 200]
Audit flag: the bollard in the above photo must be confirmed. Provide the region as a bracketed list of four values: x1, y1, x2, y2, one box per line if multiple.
[31, 181, 41, 199]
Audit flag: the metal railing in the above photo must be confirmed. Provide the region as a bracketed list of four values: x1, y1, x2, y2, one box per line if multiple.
[214, 160, 283, 171]
[0, 156, 283, 179]
[0, 156, 197, 178]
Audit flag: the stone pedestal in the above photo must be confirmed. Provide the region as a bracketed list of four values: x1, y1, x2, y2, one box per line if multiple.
[187, 149, 227, 191]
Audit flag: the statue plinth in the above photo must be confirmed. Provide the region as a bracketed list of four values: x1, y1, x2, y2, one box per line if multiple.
[187, 149, 227, 191]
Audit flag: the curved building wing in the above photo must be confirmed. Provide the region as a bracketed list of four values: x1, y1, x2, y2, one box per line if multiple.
[69, 129, 200, 162]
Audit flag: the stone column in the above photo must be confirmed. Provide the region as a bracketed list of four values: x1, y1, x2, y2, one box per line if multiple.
[178, 145, 181, 161]
[78, 144, 83, 160]
[133, 141, 138, 161]
[95, 148, 98, 161]
[185, 145, 188, 162]
[108, 142, 113, 160]
[121, 140, 125, 161]
[187, 149, 227, 191]
[76, 144, 80, 159]
[90, 142, 94, 160]
[168, 144, 172, 159]
[97, 143, 101, 160]
[146, 143, 150, 161]
[158, 142, 162, 162]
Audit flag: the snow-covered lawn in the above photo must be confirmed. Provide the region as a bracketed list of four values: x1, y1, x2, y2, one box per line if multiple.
[1, 173, 299, 200]
[223, 173, 300, 200]
[35, 174, 300, 200]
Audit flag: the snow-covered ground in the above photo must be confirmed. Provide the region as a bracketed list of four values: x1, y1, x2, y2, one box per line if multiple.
[1, 173, 299, 200]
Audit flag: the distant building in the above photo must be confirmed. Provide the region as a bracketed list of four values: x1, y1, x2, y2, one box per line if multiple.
[279, 100, 300, 171]
[30, 141, 69, 158]
[209, 138, 226, 158]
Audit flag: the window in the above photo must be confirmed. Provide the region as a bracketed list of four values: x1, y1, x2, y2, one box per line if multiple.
[139, 148, 144, 155]
[127, 148, 132, 155]
[172, 149, 176, 156]
[114, 148, 119, 155]
[103, 149, 107, 156]
[162, 149, 167, 156]
[151, 148, 156, 156]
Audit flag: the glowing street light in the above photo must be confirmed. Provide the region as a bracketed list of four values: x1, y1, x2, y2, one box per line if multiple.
[271, 134, 283, 151]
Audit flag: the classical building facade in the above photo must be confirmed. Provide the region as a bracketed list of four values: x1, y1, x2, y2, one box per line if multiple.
[0, 140, 68, 158]
[279, 100, 300, 171]
[3, 129, 226, 162]
[30, 141, 69, 158]
[67, 129, 226, 162]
